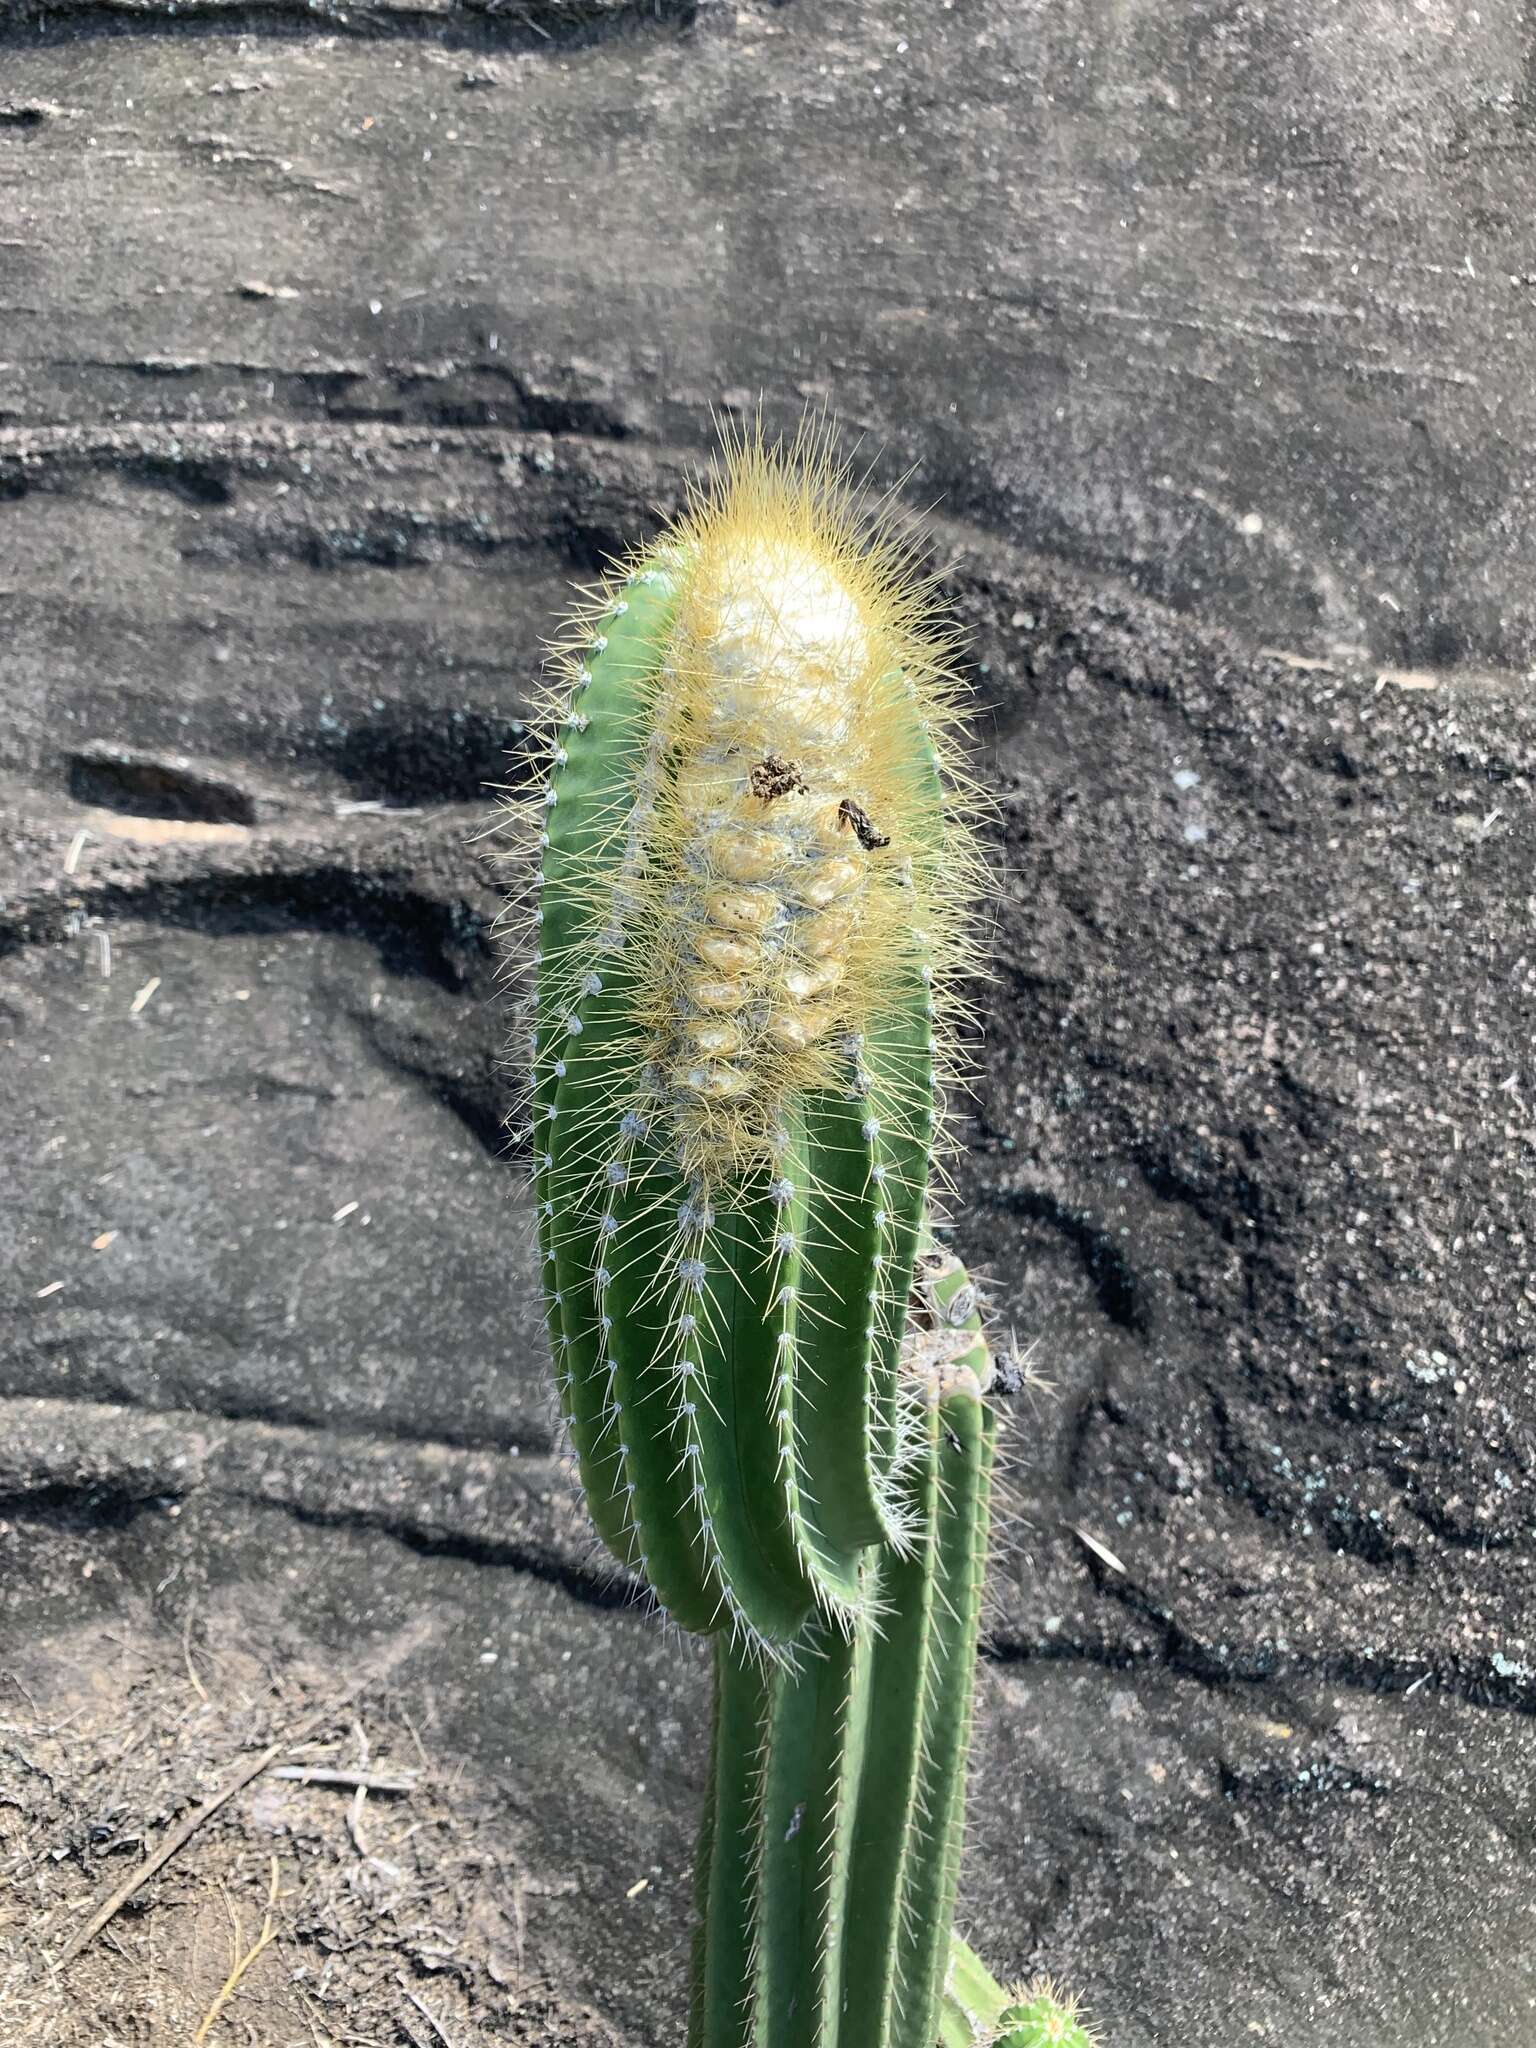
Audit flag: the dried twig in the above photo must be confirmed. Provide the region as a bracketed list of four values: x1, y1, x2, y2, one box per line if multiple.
[270, 1766, 416, 1793]
[397, 1975, 456, 2046]
[55, 1741, 282, 1966]
[345, 1782, 370, 1857]
[55, 1621, 432, 1967]
[192, 1855, 280, 2043]
[182, 1610, 211, 1707]
[1067, 1522, 1128, 1575]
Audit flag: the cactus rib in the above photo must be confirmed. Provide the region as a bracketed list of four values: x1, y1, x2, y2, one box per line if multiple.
[537, 571, 682, 1579]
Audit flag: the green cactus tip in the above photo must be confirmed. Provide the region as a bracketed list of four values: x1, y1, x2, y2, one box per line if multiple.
[993, 1982, 1099, 2048]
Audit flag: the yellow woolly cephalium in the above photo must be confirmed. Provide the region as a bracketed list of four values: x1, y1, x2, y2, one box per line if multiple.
[509, 415, 985, 1189]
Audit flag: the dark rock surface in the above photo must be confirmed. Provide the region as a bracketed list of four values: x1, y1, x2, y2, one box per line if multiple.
[4, 5, 1536, 2044]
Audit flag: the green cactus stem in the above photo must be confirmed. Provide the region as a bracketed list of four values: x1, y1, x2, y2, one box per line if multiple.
[512, 424, 982, 1654]
[687, 1246, 996, 2048]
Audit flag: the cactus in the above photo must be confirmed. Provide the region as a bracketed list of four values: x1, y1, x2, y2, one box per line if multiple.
[992, 1987, 1098, 2048]
[940, 1941, 1098, 2048]
[499, 422, 1098, 2048]
[689, 1260, 996, 2048]
[507, 418, 982, 1654]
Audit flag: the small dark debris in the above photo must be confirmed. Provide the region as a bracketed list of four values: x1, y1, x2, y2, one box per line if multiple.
[990, 1353, 1028, 1399]
[0, 102, 61, 129]
[749, 755, 808, 802]
[837, 797, 890, 850]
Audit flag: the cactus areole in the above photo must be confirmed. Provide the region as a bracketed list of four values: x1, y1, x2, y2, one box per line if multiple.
[510, 422, 983, 1656]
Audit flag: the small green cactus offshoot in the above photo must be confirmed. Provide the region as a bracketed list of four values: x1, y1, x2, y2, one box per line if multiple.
[506, 422, 982, 1655]
[688, 1245, 996, 2048]
[940, 1939, 1098, 2048]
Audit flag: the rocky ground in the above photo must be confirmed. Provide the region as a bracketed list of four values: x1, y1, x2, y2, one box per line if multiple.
[4, 4, 1536, 2044]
